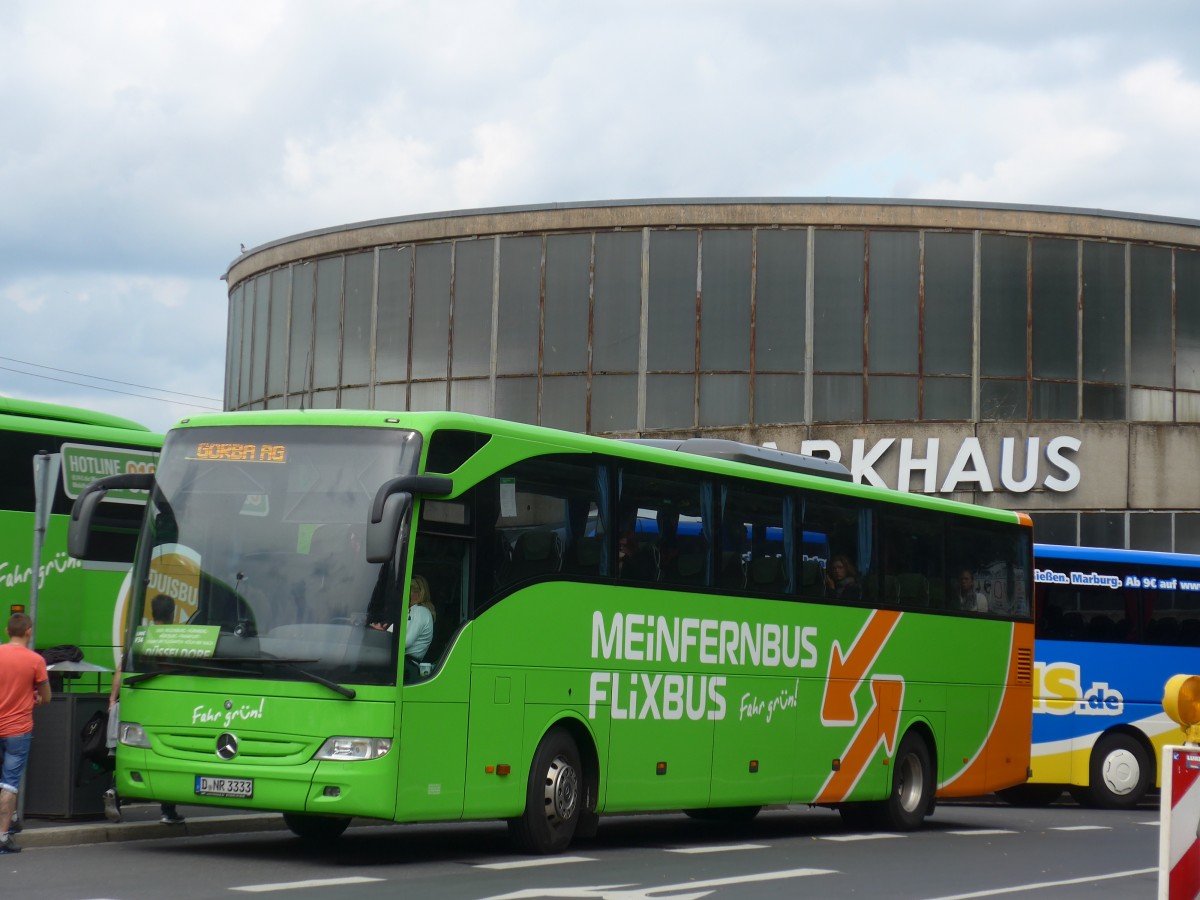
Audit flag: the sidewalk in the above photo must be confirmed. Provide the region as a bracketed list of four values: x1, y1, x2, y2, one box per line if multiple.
[12, 802, 287, 849]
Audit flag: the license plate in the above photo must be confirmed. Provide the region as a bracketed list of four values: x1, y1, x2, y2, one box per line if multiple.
[195, 775, 254, 798]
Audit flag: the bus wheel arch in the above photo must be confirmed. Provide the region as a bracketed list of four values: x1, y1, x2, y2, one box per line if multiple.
[508, 721, 595, 853]
[1076, 728, 1154, 809]
[282, 813, 351, 841]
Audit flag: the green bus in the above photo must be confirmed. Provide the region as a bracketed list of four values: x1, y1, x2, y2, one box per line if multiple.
[0, 397, 161, 676]
[70, 409, 1034, 852]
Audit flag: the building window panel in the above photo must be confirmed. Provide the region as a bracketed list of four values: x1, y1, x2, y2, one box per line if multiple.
[1082, 383, 1125, 420]
[592, 374, 638, 433]
[1130, 387, 1173, 422]
[867, 375, 917, 422]
[496, 236, 542, 376]
[376, 248, 411, 385]
[1082, 241, 1124, 383]
[755, 230, 806, 373]
[412, 243, 452, 381]
[699, 230, 751, 371]
[1177, 514, 1200, 554]
[813, 374, 862, 423]
[1028, 512, 1077, 546]
[647, 231, 699, 372]
[1080, 512, 1125, 549]
[227, 283, 244, 408]
[593, 232, 642, 373]
[374, 382, 407, 412]
[923, 232, 973, 376]
[980, 379, 1026, 421]
[699, 374, 749, 427]
[409, 381, 448, 412]
[813, 230, 864, 373]
[267, 271, 288, 398]
[922, 376, 971, 421]
[313, 258, 344, 390]
[1031, 380, 1077, 421]
[542, 375, 586, 431]
[980, 234, 1028, 378]
[450, 378, 490, 415]
[1177, 391, 1200, 423]
[1178, 250, 1200, 390]
[646, 374, 695, 429]
[342, 252, 373, 387]
[867, 231, 919, 375]
[1032, 238, 1078, 380]
[544, 234, 591, 375]
[250, 274, 270, 404]
[754, 373, 804, 424]
[452, 239, 494, 378]
[494, 376, 537, 424]
[1131, 244, 1173, 388]
[1130, 513, 1172, 551]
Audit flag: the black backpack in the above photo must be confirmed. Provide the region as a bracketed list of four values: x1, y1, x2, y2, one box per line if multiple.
[80, 709, 113, 770]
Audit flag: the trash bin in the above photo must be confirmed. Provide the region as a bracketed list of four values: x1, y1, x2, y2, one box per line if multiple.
[23, 694, 111, 818]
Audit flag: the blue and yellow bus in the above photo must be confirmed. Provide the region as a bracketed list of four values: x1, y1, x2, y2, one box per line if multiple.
[1012, 543, 1200, 808]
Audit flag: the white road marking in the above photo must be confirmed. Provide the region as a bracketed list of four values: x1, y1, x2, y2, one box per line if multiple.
[475, 856, 597, 870]
[1049, 824, 1110, 831]
[819, 832, 903, 842]
[945, 829, 1016, 836]
[919, 867, 1157, 899]
[475, 866, 837, 899]
[230, 876, 384, 892]
[665, 843, 768, 854]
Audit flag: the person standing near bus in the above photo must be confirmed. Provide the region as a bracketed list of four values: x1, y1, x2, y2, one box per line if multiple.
[104, 594, 185, 825]
[0, 613, 51, 854]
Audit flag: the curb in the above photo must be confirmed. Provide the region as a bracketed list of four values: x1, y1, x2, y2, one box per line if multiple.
[16, 813, 288, 849]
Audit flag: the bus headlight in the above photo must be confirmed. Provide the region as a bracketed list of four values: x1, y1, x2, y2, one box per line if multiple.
[118, 722, 151, 748]
[313, 737, 393, 761]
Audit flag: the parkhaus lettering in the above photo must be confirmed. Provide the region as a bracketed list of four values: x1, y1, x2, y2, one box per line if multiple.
[799, 435, 1081, 495]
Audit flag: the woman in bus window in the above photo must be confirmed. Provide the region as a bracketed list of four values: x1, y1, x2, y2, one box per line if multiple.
[825, 555, 860, 601]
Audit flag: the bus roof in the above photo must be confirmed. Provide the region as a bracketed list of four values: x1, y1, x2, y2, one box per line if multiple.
[1034, 542, 1200, 569]
[169, 408, 1025, 526]
[0, 396, 153, 434]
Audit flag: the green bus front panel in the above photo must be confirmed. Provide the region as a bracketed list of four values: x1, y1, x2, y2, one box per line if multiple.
[117, 684, 397, 821]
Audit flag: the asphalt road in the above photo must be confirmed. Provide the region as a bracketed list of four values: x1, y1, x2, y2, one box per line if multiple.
[3, 797, 1164, 900]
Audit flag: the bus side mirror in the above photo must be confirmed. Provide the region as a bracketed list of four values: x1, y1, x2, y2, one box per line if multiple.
[68, 472, 155, 561]
[365, 475, 453, 564]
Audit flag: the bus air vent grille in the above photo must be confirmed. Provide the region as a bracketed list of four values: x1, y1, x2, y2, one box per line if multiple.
[1015, 648, 1033, 685]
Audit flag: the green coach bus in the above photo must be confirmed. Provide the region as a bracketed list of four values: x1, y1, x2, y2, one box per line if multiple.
[0, 397, 160, 673]
[69, 409, 1033, 852]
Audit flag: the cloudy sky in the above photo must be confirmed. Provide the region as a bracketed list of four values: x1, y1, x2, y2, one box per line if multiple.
[3, 0, 1198, 433]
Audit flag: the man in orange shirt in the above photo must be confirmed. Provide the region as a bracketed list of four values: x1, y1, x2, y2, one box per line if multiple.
[0, 613, 52, 854]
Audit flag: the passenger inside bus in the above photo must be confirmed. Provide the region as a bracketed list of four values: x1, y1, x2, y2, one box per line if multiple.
[956, 568, 988, 612]
[825, 554, 860, 601]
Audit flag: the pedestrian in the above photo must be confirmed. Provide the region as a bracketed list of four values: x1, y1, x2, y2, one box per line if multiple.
[103, 594, 185, 825]
[1, 612, 52, 854]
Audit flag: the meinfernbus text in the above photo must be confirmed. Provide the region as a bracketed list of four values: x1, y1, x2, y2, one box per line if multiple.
[999, 543, 1200, 810]
[68, 410, 1033, 853]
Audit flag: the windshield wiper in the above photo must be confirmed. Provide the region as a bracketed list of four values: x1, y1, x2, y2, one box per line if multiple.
[125, 655, 356, 699]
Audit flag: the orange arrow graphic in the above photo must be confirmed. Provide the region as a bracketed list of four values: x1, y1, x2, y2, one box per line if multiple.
[822, 609, 902, 725]
[816, 677, 905, 803]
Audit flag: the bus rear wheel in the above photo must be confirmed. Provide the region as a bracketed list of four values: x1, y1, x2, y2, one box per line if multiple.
[838, 731, 933, 831]
[1082, 733, 1152, 809]
[283, 813, 351, 841]
[509, 727, 583, 854]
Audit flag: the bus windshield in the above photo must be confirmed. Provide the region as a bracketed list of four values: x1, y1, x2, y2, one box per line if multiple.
[124, 425, 422, 687]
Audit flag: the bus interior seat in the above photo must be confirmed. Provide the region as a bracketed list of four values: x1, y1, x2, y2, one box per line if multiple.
[801, 559, 824, 592]
[564, 535, 602, 575]
[1149, 616, 1179, 644]
[747, 556, 785, 592]
[1086, 614, 1115, 642]
[1060, 611, 1085, 639]
[894, 573, 929, 608]
[501, 529, 562, 584]
[717, 551, 746, 589]
[1180, 618, 1200, 646]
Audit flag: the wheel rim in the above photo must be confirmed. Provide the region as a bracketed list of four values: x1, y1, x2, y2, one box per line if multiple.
[897, 751, 925, 813]
[1101, 747, 1142, 796]
[543, 753, 579, 825]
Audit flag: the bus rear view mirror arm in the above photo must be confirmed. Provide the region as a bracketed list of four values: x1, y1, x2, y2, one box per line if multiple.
[67, 472, 155, 561]
[366, 475, 452, 564]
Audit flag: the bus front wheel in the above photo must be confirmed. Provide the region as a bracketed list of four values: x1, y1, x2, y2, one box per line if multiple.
[509, 727, 583, 854]
[1082, 733, 1152, 809]
[283, 813, 351, 841]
